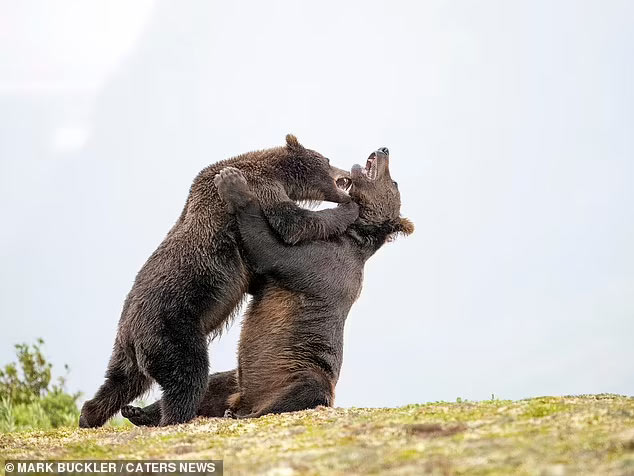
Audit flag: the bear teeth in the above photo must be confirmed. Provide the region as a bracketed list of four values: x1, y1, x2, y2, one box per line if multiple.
[368, 160, 378, 180]
[336, 177, 352, 192]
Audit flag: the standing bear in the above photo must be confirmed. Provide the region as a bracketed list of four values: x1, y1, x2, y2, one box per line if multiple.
[79, 135, 358, 427]
[122, 147, 414, 425]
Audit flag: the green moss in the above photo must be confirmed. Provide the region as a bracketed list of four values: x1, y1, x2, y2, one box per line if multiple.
[521, 397, 569, 418]
[395, 448, 423, 461]
[1, 395, 633, 475]
[61, 440, 115, 458]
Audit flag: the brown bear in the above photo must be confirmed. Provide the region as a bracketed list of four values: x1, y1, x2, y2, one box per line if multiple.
[79, 135, 359, 427]
[122, 147, 413, 424]
[122, 371, 237, 425]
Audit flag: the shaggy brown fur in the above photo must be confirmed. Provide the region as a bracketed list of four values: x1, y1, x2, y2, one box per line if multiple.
[224, 150, 412, 418]
[122, 148, 412, 425]
[80, 135, 358, 427]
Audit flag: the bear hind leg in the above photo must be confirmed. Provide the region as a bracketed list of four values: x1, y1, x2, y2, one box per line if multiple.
[238, 376, 332, 419]
[79, 346, 151, 428]
[121, 401, 162, 427]
[148, 333, 209, 426]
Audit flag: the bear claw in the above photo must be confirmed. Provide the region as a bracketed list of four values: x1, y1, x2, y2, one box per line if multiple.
[121, 405, 154, 426]
[214, 167, 254, 211]
[121, 405, 138, 418]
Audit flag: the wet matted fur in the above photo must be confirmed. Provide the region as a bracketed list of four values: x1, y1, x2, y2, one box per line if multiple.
[80, 135, 358, 427]
[123, 148, 413, 425]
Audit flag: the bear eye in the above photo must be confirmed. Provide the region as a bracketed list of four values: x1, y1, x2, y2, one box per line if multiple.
[392, 181, 398, 188]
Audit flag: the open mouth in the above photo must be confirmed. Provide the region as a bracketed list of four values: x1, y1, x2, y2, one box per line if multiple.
[336, 176, 352, 193]
[351, 148, 388, 183]
[351, 155, 378, 182]
[363, 155, 378, 180]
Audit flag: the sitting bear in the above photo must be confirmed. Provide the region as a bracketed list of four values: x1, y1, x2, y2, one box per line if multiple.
[79, 135, 359, 427]
[122, 147, 413, 424]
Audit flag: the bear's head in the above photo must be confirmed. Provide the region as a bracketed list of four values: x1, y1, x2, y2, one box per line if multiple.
[279, 134, 352, 204]
[349, 148, 414, 240]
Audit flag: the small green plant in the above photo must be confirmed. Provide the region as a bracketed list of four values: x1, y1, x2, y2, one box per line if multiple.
[0, 339, 80, 432]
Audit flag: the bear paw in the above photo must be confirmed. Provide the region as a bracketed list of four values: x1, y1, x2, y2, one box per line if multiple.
[214, 167, 254, 212]
[121, 405, 157, 427]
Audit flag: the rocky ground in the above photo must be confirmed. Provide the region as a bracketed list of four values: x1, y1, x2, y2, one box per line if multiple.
[1, 394, 633, 475]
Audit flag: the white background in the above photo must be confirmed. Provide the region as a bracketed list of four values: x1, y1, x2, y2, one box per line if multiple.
[1, 0, 632, 407]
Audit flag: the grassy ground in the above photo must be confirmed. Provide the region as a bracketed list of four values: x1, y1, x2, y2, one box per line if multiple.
[1, 394, 633, 475]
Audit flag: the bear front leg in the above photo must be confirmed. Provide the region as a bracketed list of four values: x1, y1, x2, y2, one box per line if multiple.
[215, 167, 354, 277]
[214, 166, 359, 245]
[261, 201, 359, 245]
[213, 167, 258, 212]
[215, 168, 300, 275]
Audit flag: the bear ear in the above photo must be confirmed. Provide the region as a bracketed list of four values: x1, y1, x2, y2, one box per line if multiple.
[285, 134, 304, 151]
[397, 217, 415, 235]
[388, 217, 414, 241]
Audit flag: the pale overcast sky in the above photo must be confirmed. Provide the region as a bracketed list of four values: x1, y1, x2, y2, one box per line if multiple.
[1, 0, 632, 408]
